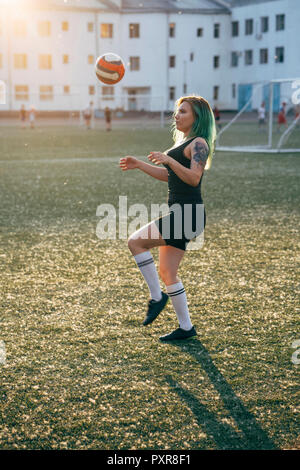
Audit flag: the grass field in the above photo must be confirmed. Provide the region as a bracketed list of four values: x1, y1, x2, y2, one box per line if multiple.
[220, 120, 300, 148]
[0, 123, 299, 450]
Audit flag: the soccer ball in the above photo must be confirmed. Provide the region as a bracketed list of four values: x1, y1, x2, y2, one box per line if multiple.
[95, 53, 125, 85]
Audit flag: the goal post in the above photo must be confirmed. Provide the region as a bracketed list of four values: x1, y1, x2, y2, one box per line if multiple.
[216, 78, 300, 154]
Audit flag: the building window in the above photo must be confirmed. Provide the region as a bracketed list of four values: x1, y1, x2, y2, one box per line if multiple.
[183, 83, 187, 94]
[63, 54, 69, 64]
[231, 51, 239, 67]
[87, 22, 94, 32]
[197, 27, 203, 37]
[14, 54, 27, 69]
[275, 46, 284, 63]
[88, 55, 94, 65]
[129, 56, 140, 71]
[40, 85, 53, 101]
[260, 48, 268, 64]
[39, 54, 52, 69]
[89, 85, 95, 95]
[62, 21, 69, 31]
[245, 49, 253, 65]
[261, 16, 269, 33]
[129, 23, 139, 38]
[232, 83, 236, 99]
[232, 21, 239, 37]
[245, 19, 253, 35]
[169, 56, 176, 68]
[15, 85, 29, 100]
[63, 85, 70, 94]
[38, 21, 51, 37]
[169, 23, 175, 37]
[102, 86, 114, 100]
[214, 23, 220, 38]
[276, 14, 285, 31]
[213, 86, 219, 101]
[213, 55, 220, 68]
[101, 23, 113, 38]
[190, 52, 194, 62]
[13, 20, 26, 37]
[169, 87, 175, 101]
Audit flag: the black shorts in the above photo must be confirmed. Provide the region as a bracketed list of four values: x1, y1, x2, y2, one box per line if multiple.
[154, 202, 206, 251]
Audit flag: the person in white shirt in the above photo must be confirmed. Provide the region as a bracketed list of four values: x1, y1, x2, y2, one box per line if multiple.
[258, 101, 266, 130]
[28, 106, 37, 129]
[83, 101, 93, 130]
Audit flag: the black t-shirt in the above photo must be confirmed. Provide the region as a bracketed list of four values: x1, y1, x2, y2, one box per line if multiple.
[164, 137, 205, 206]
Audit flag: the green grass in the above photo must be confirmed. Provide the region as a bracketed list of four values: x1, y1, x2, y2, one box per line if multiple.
[0, 125, 299, 450]
[218, 120, 300, 149]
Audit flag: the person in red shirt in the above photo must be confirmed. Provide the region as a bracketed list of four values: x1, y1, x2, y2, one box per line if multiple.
[213, 105, 221, 130]
[277, 102, 287, 132]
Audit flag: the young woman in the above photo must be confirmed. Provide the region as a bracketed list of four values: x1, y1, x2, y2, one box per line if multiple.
[119, 96, 216, 341]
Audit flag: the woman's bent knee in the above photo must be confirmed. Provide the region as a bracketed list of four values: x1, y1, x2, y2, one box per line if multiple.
[128, 236, 138, 252]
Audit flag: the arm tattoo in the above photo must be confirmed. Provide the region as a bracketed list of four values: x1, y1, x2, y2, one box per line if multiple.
[192, 141, 209, 168]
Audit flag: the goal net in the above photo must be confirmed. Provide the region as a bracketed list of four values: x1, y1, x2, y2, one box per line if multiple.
[216, 78, 300, 153]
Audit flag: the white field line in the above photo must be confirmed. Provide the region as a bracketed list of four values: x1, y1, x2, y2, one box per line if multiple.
[0, 156, 146, 164]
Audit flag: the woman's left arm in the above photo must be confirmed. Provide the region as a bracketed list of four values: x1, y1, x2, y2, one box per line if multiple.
[148, 138, 209, 187]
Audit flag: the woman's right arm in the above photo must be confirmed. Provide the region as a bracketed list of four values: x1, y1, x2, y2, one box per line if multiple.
[119, 156, 168, 182]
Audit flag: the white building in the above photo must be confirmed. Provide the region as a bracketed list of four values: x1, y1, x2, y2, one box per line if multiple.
[0, 0, 299, 112]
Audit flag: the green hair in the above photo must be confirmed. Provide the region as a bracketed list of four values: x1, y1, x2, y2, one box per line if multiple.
[172, 95, 216, 170]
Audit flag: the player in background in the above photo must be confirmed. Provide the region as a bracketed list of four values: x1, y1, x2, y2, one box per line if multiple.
[105, 107, 112, 132]
[20, 105, 26, 129]
[213, 105, 221, 130]
[83, 101, 93, 130]
[29, 106, 37, 129]
[258, 101, 266, 131]
[277, 102, 288, 132]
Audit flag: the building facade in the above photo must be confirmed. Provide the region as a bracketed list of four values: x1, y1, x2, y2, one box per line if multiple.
[0, 0, 299, 112]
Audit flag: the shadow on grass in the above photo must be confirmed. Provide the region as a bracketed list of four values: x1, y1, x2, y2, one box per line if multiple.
[165, 338, 277, 450]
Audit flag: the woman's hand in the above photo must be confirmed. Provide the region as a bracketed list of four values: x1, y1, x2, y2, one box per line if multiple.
[119, 156, 139, 171]
[147, 152, 170, 166]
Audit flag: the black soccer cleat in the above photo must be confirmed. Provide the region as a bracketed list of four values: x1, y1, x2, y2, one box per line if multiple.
[143, 292, 169, 326]
[159, 326, 197, 341]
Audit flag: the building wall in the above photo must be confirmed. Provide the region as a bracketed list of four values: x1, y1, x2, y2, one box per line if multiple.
[0, 0, 298, 112]
[166, 12, 232, 110]
[229, 0, 300, 110]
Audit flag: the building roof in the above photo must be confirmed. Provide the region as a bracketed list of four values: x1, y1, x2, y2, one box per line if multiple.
[121, 0, 231, 13]
[227, 0, 280, 6]
[0, 0, 231, 13]
[0, 0, 117, 11]
[1, 0, 282, 12]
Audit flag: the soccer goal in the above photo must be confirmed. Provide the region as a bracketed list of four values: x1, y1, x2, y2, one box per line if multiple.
[216, 78, 300, 153]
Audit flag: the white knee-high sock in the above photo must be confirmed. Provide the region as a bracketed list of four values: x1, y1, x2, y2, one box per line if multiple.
[134, 251, 162, 301]
[166, 282, 193, 330]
